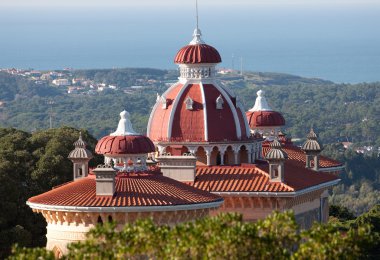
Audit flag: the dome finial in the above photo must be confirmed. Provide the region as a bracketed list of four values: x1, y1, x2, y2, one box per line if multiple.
[110, 110, 138, 136]
[189, 0, 205, 45]
[73, 131, 86, 148]
[249, 89, 272, 112]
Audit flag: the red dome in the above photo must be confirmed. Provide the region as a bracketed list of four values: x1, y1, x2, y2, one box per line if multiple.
[95, 135, 155, 155]
[174, 44, 222, 64]
[147, 83, 250, 142]
[246, 111, 285, 128]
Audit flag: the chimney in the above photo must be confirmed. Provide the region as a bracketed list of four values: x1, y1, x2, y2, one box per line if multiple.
[157, 154, 197, 182]
[93, 166, 117, 196]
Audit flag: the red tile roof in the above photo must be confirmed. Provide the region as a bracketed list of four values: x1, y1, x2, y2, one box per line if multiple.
[262, 144, 343, 169]
[28, 172, 222, 207]
[193, 162, 339, 193]
[194, 165, 293, 192]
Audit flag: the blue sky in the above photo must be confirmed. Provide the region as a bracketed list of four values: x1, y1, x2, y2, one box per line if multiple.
[2, 0, 380, 8]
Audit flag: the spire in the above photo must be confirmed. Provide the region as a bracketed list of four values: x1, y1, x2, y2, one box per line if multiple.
[110, 110, 138, 136]
[189, 0, 205, 45]
[249, 89, 272, 112]
[196, 0, 199, 30]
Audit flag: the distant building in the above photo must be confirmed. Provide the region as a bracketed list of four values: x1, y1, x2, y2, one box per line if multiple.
[52, 79, 70, 86]
[342, 142, 353, 149]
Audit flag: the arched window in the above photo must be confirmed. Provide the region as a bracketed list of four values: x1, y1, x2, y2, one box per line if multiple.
[216, 152, 221, 165]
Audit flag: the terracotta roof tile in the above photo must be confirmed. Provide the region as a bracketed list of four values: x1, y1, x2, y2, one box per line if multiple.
[194, 165, 294, 192]
[262, 144, 343, 169]
[28, 172, 222, 207]
[193, 162, 339, 193]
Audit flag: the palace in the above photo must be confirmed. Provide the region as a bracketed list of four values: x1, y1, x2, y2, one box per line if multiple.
[27, 25, 342, 257]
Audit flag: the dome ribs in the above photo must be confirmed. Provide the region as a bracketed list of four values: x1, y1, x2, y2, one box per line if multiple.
[174, 44, 221, 64]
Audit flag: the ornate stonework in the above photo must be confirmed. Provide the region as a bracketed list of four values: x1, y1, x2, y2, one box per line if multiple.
[33, 206, 218, 255]
[179, 65, 216, 80]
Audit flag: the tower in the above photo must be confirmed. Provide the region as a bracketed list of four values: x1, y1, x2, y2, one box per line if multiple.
[68, 132, 93, 180]
[265, 139, 288, 182]
[301, 128, 323, 171]
[147, 25, 258, 171]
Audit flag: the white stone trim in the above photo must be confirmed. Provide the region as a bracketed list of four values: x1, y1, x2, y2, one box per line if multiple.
[212, 179, 340, 197]
[237, 101, 251, 138]
[249, 89, 272, 112]
[26, 200, 223, 213]
[147, 82, 180, 137]
[199, 82, 208, 141]
[178, 64, 217, 81]
[211, 80, 242, 139]
[167, 81, 190, 138]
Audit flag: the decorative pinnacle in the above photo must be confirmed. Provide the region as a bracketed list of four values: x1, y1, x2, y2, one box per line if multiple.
[73, 131, 86, 148]
[189, 0, 205, 45]
[307, 127, 318, 140]
[249, 89, 272, 112]
[110, 110, 138, 136]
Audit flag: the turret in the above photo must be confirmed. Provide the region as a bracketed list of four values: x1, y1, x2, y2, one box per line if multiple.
[265, 139, 288, 182]
[301, 128, 323, 171]
[68, 132, 93, 181]
[95, 110, 155, 172]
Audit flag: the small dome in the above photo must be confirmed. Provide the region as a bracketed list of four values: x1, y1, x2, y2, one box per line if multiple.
[246, 111, 285, 128]
[246, 89, 285, 128]
[270, 139, 282, 149]
[68, 133, 93, 160]
[301, 139, 322, 152]
[96, 111, 155, 155]
[95, 135, 155, 155]
[175, 44, 221, 64]
[68, 148, 93, 159]
[174, 28, 221, 64]
[302, 128, 323, 152]
[265, 139, 288, 160]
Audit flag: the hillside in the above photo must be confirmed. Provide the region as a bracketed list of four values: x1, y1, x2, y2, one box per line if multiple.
[0, 69, 378, 147]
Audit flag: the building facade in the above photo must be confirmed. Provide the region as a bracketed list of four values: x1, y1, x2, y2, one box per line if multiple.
[27, 23, 342, 257]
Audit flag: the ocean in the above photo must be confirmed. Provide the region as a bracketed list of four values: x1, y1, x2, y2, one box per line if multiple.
[0, 5, 379, 83]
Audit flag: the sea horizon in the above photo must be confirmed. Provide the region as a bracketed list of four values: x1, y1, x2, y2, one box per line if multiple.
[1, 4, 379, 84]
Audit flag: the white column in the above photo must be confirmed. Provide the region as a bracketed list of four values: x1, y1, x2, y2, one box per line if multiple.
[157, 145, 166, 156]
[247, 146, 252, 164]
[187, 146, 198, 156]
[204, 147, 212, 166]
[219, 146, 227, 166]
[141, 157, 147, 169]
[233, 146, 240, 165]
[123, 158, 128, 171]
